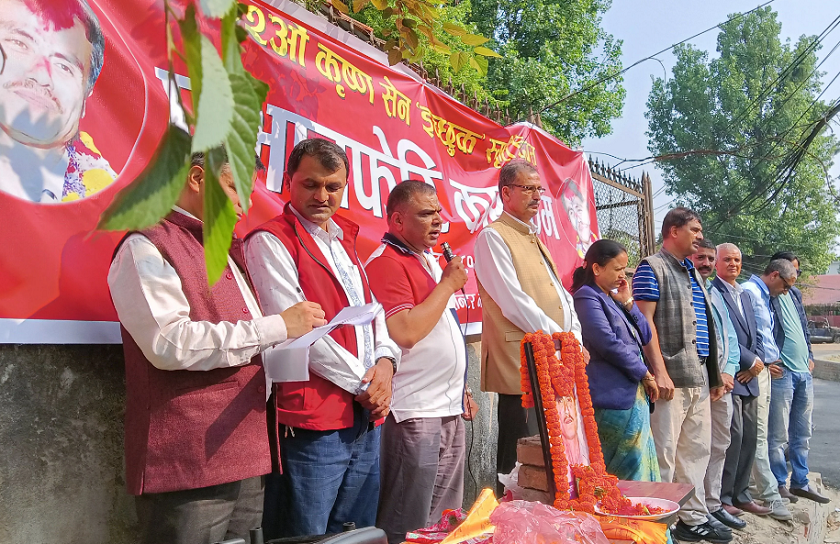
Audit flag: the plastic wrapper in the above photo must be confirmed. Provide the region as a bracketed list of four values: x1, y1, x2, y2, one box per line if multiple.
[490, 501, 609, 544]
[498, 462, 552, 504]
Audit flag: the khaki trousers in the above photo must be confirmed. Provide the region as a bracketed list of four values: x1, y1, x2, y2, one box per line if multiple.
[651, 383, 711, 525]
[750, 369, 782, 502]
[704, 393, 733, 512]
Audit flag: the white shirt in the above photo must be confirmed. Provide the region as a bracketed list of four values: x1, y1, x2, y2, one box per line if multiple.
[107, 208, 288, 371]
[366, 243, 466, 422]
[244, 207, 400, 389]
[720, 279, 745, 316]
[474, 212, 582, 342]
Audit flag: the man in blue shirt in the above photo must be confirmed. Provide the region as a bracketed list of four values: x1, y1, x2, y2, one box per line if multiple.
[767, 255, 829, 504]
[741, 261, 796, 520]
[634, 208, 728, 543]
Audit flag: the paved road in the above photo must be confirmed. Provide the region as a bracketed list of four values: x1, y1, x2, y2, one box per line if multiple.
[811, 378, 840, 488]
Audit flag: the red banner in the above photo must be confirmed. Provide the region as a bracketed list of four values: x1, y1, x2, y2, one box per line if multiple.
[0, 0, 598, 343]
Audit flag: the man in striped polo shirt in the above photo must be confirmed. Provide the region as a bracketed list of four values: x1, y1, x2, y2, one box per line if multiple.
[633, 207, 727, 543]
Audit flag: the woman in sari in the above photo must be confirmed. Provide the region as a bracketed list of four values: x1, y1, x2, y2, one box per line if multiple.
[571, 239, 660, 481]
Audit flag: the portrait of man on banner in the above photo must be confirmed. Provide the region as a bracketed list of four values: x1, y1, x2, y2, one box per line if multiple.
[559, 178, 597, 258]
[0, 0, 117, 203]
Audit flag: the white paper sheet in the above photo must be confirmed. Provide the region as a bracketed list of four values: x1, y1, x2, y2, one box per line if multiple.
[261, 302, 383, 399]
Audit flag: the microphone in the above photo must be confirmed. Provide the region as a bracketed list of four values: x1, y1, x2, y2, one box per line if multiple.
[441, 242, 466, 296]
[441, 242, 455, 263]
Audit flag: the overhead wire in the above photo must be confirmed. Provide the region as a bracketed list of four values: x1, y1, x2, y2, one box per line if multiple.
[526, 0, 778, 119]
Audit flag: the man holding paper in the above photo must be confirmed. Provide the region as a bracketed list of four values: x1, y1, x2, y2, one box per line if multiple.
[245, 138, 400, 538]
[108, 150, 326, 544]
[365, 180, 475, 544]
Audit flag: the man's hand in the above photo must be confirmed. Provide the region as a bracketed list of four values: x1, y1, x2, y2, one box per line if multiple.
[280, 301, 327, 338]
[462, 390, 479, 421]
[768, 363, 784, 379]
[356, 358, 394, 420]
[656, 372, 675, 401]
[581, 346, 591, 365]
[710, 386, 725, 402]
[751, 359, 765, 377]
[736, 370, 753, 384]
[810, 359, 815, 373]
[721, 373, 735, 393]
[441, 256, 468, 293]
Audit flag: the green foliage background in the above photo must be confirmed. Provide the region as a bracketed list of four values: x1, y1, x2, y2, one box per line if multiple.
[646, 7, 840, 275]
[349, 0, 626, 146]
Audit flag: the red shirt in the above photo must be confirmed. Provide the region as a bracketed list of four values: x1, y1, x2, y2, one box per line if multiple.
[365, 234, 439, 318]
[365, 234, 467, 421]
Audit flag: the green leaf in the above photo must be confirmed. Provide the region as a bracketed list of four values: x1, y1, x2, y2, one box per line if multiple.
[178, 5, 201, 116]
[443, 22, 467, 37]
[353, 0, 370, 12]
[192, 34, 234, 153]
[429, 39, 451, 55]
[220, 6, 243, 73]
[406, 45, 425, 63]
[461, 34, 490, 46]
[98, 125, 192, 231]
[199, 0, 235, 18]
[474, 46, 502, 58]
[203, 148, 238, 285]
[449, 51, 469, 73]
[401, 18, 416, 28]
[223, 71, 269, 213]
[370, 0, 388, 8]
[469, 54, 488, 76]
[332, 0, 350, 14]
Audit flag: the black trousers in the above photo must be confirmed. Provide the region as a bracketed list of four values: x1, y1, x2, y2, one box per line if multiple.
[720, 394, 759, 506]
[135, 476, 264, 544]
[496, 393, 538, 496]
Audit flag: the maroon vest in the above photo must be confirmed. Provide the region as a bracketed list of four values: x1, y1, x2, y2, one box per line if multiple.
[117, 212, 272, 495]
[248, 204, 373, 430]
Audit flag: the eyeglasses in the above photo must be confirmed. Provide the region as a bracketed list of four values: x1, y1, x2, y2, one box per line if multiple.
[780, 275, 794, 292]
[509, 184, 546, 195]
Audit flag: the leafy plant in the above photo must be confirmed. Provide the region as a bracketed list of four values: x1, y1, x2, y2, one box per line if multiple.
[98, 0, 498, 285]
[333, 0, 499, 72]
[99, 1, 268, 284]
[645, 7, 840, 273]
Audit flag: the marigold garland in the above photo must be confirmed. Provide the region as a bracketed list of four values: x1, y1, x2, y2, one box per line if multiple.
[519, 331, 658, 516]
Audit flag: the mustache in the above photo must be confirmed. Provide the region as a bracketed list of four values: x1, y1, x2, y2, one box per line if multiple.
[4, 80, 63, 113]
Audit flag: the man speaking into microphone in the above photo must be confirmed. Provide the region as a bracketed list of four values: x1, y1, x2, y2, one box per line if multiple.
[366, 180, 477, 544]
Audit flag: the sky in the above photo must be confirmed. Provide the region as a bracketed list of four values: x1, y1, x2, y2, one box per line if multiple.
[579, 0, 840, 233]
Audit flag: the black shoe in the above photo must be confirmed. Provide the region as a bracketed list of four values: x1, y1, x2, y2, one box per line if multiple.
[711, 508, 747, 530]
[705, 515, 733, 534]
[791, 484, 831, 504]
[672, 520, 733, 543]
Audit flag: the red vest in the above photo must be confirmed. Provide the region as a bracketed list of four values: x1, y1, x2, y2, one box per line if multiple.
[117, 212, 273, 495]
[249, 204, 373, 430]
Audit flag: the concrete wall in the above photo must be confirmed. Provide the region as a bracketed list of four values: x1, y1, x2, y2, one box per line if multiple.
[0, 344, 136, 544]
[462, 342, 500, 505]
[0, 341, 495, 543]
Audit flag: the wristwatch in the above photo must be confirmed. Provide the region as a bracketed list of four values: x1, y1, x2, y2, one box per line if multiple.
[622, 296, 634, 309]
